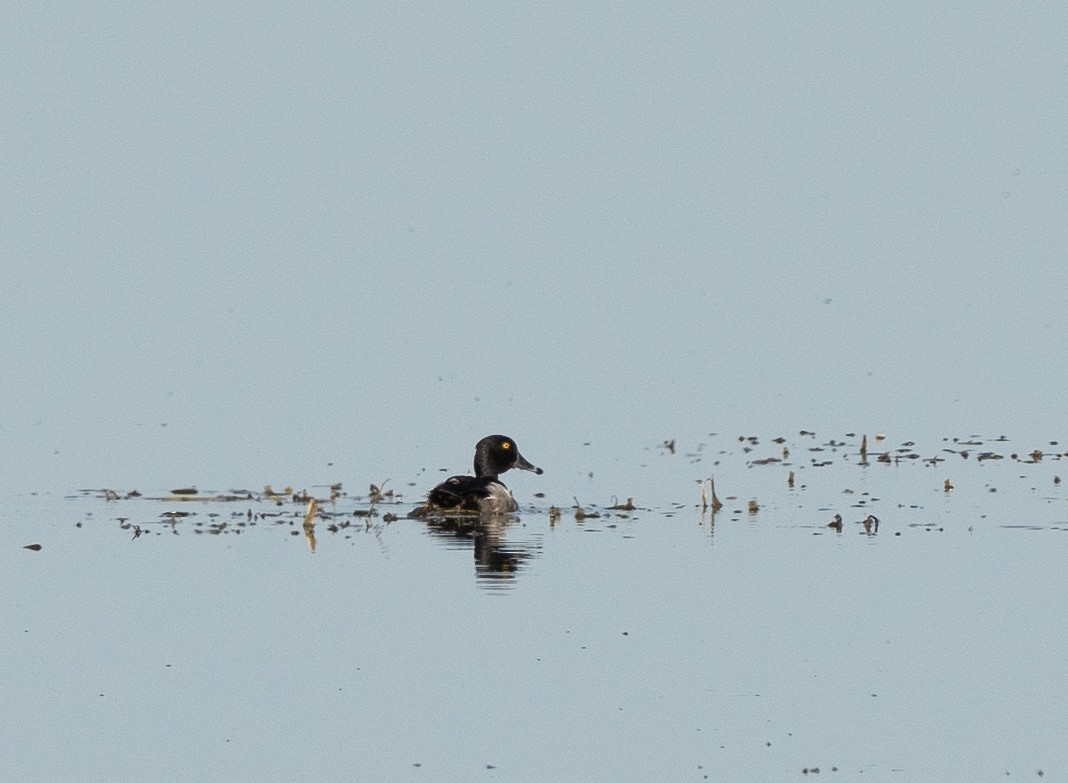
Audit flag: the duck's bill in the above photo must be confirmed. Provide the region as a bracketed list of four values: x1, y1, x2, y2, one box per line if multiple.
[516, 453, 544, 475]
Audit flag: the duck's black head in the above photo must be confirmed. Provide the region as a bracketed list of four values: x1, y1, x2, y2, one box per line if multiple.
[473, 435, 543, 479]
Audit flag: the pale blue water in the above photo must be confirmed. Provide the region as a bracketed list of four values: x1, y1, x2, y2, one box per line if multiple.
[4, 3, 1068, 781]
[6, 433, 1068, 780]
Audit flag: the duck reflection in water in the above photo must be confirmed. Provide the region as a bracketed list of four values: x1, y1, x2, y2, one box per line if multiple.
[422, 514, 540, 583]
[411, 435, 544, 581]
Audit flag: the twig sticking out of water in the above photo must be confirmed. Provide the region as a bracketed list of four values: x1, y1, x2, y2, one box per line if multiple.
[700, 477, 724, 512]
[303, 499, 317, 554]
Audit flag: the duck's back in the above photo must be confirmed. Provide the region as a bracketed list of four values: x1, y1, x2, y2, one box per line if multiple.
[427, 475, 516, 513]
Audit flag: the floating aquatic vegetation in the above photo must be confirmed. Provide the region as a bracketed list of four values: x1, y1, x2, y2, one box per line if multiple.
[698, 477, 724, 512]
[65, 430, 1067, 552]
[368, 481, 393, 503]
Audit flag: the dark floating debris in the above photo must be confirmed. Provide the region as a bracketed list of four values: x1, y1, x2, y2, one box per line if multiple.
[368, 481, 393, 503]
[75, 431, 1066, 548]
[572, 502, 603, 520]
[23, 543, 43, 552]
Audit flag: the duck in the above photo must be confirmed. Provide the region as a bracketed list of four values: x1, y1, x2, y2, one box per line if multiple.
[412, 435, 543, 516]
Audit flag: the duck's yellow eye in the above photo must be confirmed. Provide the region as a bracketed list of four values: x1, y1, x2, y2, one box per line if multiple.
[502, 441, 512, 450]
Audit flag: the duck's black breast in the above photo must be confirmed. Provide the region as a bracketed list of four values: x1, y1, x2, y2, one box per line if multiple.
[427, 474, 507, 512]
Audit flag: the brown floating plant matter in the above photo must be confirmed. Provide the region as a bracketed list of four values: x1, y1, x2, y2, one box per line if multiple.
[699, 477, 724, 512]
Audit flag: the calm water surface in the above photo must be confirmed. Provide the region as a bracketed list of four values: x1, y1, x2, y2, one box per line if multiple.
[4, 432, 1066, 782]
[5, 4, 1068, 781]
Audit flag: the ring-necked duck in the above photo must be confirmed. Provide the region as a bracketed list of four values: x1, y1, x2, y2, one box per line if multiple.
[412, 435, 543, 516]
